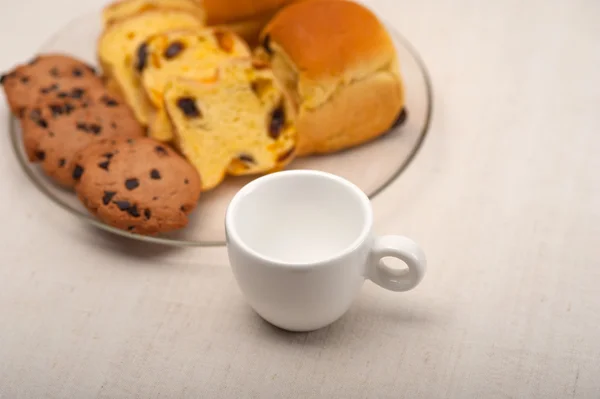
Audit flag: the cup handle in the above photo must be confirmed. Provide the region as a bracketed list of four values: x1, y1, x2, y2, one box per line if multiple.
[366, 235, 427, 292]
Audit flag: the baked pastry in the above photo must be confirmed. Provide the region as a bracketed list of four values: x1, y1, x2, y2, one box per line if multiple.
[102, 0, 299, 46]
[20, 90, 145, 188]
[98, 10, 205, 126]
[163, 61, 296, 191]
[203, 0, 299, 46]
[103, 0, 206, 27]
[139, 28, 251, 142]
[73, 136, 201, 235]
[257, 0, 405, 156]
[1, 54, 101, 116]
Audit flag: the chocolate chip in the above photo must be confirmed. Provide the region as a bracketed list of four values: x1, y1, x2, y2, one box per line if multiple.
[100, 95, 119, 107]
[0, 74, 6, 84]
[40, 83, 58, 94]
[72, 68, 83, 77]
[262, 34, 272, 55]
[127, 226, 135, 231]
[238, 153, 256, 164]
[180, 205, 187, 212]
[135, 42, 149, 73]
[144, 209, 151, 220]
[390, 108, 408, 129]
[98, 161, 110, 171]
[164, 41, 185, 59]
[103, 152, 114, 159]
[127, 204, 140, 218]
[20, 76, 29, 84]
[115, 200, 131, 211]
[111, 122, 117, 129]
[277, 147, 295, 163]
[71, 88, 85, 99]
[64, 103, 75, 114]
[89, 124, 102, 135]
[72, 165, 84, 180]
[184, 178, 189, 185]
[49, 67, 59, 77]
[125, 178, 140, 190]
[155, 146, 168, 156]
[36, 118, 48, 129]
[58, 158, 66, 167]
[102, 191, 116, 205]
[269, 106, 285, 139]
[176, 97, 201, 118]
[34, 150, 45, 161]
[29, 108, 48, 129]
[150, 169, 161, 180]
[49, 104, 64, 117]
[76, 122, 87, 132]
[152, 196, 158, 201]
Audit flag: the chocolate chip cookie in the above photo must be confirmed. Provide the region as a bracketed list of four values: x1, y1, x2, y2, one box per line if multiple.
[73, 137, 201, 235]
[21, 90, 145, 188]
[1, 54, 102, 116]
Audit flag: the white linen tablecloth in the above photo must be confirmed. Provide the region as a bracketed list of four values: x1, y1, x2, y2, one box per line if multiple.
[0, 0, 599, 397]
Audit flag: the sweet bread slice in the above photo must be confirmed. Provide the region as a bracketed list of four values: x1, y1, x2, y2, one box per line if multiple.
[103, 0, 206, 27]
[164, 61, 296, 191]
[98, 10, 204, 126]
[140, 28, 251, 142]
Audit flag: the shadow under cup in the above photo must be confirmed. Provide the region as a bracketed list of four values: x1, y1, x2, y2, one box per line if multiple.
[227, 171, 372, 265]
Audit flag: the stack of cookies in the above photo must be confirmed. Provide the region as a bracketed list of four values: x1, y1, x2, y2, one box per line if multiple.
[1, 54, 202, 235]
[2, 0, 408, 236]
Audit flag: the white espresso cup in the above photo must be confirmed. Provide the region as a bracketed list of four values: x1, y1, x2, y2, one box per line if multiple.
[225, 170, 427, 332]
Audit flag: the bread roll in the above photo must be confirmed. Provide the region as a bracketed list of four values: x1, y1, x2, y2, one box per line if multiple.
[139, 29, 251, 142]
[98, 10, 205, 126]
[257, 0, 405, 156]
[164, 61, 296, 191]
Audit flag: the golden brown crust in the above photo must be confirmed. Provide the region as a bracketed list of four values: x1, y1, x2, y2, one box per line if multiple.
[295, 70, 403, 155]
[261, 0, 396, 81]
[203, 0, 297, 25]
[257, 0, 404, 156]
[213, 11, 276, 47]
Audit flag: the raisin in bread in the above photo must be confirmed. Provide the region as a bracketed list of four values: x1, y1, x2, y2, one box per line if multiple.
[139, 28, 251, 142]
[103, 0, 206, 27]
[98, 10, 204, 126]
[163, 61, 296, 191]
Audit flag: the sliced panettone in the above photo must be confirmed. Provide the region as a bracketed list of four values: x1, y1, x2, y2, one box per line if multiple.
[139, 28, 251, 142]
[163, 61, 296, 191]
[102, 0, 301, 47]
[98, 10, 204, 126]
[103, 0, 206, 27]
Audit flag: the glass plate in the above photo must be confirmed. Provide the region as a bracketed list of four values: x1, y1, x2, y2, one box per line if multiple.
[9, 9, 433, 247]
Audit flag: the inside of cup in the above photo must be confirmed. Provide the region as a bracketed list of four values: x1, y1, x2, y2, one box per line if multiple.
[229, 171, 371, 264]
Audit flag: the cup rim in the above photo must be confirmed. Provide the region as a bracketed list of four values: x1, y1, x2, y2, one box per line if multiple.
[225, 170, 373, 268]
